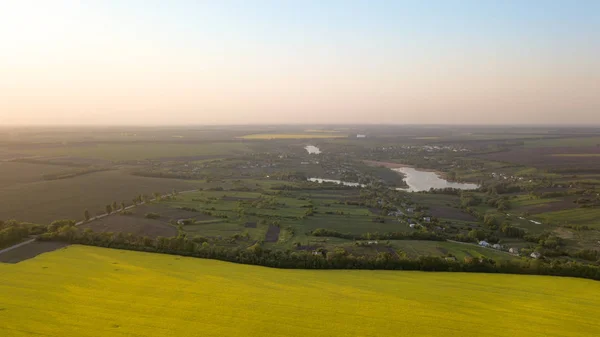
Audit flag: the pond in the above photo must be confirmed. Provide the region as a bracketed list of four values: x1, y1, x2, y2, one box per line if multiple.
[305, 145, 321, 154]
[392, 167, 479, 192]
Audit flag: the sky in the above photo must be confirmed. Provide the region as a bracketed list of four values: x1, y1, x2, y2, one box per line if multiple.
[1, 0, 599, 125]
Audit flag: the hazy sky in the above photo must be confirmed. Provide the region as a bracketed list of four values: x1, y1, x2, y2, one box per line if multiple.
[1, 0, 599, 125]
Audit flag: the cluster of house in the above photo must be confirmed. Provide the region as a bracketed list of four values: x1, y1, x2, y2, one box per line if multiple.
[386, 207, 434, 230]
[490, 172, 525, 182]
[478, 240, 542, 259]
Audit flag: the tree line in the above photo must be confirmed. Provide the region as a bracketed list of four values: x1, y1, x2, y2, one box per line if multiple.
[35, 223, 600, 281]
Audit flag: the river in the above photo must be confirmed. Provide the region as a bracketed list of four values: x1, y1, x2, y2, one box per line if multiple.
[309, 167, 478, 192]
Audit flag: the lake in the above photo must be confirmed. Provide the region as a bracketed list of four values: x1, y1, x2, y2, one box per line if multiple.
[308, 167, 478, 192]
[305, 145, 321, 154]
[393, 167, 479, 192]
[307, 178, 362, 187]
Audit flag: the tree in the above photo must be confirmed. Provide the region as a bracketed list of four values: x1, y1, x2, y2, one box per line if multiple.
[111, 201, 118, 212]
[84, 209, 91, 221]
[105, 205, 113, 214]
[468, 229, 486, 241]
[121, 202, 126, 211]
[483, 214, 498, 229]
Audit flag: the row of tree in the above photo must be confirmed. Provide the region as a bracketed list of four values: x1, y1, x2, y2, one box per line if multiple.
[37, 224, 600, 281]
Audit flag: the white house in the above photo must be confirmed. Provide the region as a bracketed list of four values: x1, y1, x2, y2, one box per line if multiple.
[409, 223, 417, 228]
[423, 217, 431, 223]
[530, 252, 542, 259]
[479, 241, 490, 247]
[356, 134, 366, 138]
[492, 244, 502, 250]
[509, 248, 519, 254]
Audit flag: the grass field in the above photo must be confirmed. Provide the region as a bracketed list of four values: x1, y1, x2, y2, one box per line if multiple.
[239, 133, 347, 139]
[1, 245, 599, 337]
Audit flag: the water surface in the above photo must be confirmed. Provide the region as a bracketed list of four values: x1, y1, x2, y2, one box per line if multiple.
[393, 167, 479, 192]
[305, 145, 321, 154]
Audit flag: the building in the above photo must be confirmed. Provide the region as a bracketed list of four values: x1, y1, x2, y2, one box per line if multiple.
[356, 134, 366, 138]
[479, 241, 490, 247]
[409, 223, 417, 228]
[492, 244, 502, 250]
[530, 252, 542, 259]
[509, 248, 519, 254]
[423, 217, 431, 223]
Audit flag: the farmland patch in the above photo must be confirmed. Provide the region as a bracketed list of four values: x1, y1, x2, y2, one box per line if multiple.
[2, 245, 598, 337]
[0, 170, 198, 224]
[80, 216, 177, 238]
[429, 206, 476, 221]
[477, 146, 600, 170]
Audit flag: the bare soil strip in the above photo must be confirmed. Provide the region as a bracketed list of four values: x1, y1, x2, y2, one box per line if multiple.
[265, 225, 281, 242]
[0, 241, 70, 264]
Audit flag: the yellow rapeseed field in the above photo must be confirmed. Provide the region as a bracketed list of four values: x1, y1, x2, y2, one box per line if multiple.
[1, 245, 599, 337]
[239, 133, 347, 139]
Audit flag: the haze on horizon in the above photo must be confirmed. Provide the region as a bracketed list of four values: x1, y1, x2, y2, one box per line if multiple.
[1, 0, 599, 126]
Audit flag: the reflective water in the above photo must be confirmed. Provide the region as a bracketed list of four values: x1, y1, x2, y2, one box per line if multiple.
[305, 145, 321, 154]
[393, 167, 479, 192]
[308, 167, 478, 192]
[307, 178, 362, 187]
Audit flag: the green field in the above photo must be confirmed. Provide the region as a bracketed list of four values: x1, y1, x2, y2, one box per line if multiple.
[551, 154, 600, 157]
[14, 142, 250, 161]
[1, 245, 599, 337]
[0, 169, 199, 224]
[524, 137, 600, 147]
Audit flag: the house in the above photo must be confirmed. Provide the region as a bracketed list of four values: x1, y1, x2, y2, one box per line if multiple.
[409, 223, 417, 228]
[367, 241, 378, 245]
[530, 252, 542, 259]
[356, 134, 366, 138]
[388, 211, 404, 217]
[423, 217, 431, 223]
[406, 208, 414, 213]
[492, 244, 502, 250]
[479, 241, 490, 247]
[509, 248, 519, 254]
[445, 256, 457, 262]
